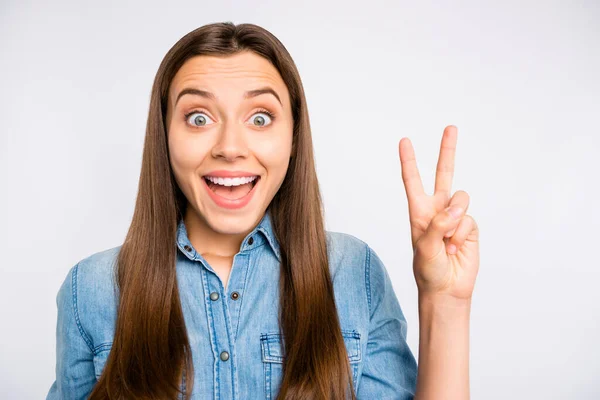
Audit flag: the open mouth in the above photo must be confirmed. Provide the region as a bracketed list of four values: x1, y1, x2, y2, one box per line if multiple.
[203, 175, 260, 201]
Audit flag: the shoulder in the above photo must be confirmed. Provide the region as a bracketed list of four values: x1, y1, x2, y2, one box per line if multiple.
[68, 245, 121, 293]
[325, 230, 393, 307]
[57, 245, 122, 348]
[325, 230, 388, 272]
[59, 245, 121, 291]
[326, 230, 369, 259]
[325, 230, 371, 279]
[325, 231, 388, 333]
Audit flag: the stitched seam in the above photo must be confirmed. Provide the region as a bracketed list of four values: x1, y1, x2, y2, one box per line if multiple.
[341, 330, 361, 362]
[250, 242, 266, 251]
[72, 263, 94, 353]
[93, 342, 113, 353]
[257, 227, 280, 261]
[260, 333, 284, 363]
[365, 245, 372, 315]
[264, 360, 270, 400]
[221, 280, 237, 400]
[202, 268, 220, 399]
[235, 254, 251, 341]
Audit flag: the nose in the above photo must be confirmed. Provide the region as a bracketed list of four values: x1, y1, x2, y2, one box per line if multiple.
[210, 120, 249, 161]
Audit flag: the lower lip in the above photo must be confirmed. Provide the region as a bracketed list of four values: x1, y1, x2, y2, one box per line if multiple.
[202, 177, 260, 210]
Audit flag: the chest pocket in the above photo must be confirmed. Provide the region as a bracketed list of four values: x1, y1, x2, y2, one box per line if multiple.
[260, 330, 361, 400]
[92, 343, 113, 381]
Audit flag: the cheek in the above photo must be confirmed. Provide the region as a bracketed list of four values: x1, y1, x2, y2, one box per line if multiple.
[168, 132, 209, 185]
[253, 132, 292, 176]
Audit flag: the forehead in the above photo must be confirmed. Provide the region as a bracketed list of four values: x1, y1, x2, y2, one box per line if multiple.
[169, 51, 289, 106]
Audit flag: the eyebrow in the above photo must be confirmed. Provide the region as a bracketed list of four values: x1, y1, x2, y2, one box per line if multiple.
[174, 86, 282, 107]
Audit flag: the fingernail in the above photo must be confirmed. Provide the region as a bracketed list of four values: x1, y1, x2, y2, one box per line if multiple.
[446, 206, 463, 219]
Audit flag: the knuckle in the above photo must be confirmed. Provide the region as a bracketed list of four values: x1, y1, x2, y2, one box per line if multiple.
[436, 162, 454, 173]
[437, 210, 455, 227]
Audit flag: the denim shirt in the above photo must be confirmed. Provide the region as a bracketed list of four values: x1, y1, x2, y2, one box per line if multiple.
[47, 210, 417, 399]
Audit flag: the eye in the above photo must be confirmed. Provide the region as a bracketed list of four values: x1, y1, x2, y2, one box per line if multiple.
[185, 111, 215, 127]
[248, 109, 275, 127]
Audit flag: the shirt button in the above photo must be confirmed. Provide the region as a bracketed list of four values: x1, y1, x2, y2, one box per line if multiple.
[184, 245, 192, 252]
[231, 291, 240, 300]
[220, 351, 230, 361]
[248, 236, 254, 245]
[210, 292, 219, 301]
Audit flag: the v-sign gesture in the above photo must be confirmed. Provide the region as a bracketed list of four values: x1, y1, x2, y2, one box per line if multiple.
[399, 125, 480, 301]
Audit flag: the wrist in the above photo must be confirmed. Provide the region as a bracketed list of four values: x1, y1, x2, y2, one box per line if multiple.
[418, 293, 472, 326]
[418, 292, 472, 310]
[415, 292, 472, 400]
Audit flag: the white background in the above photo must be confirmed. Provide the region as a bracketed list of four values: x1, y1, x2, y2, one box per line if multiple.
[1, 0, 599, 398]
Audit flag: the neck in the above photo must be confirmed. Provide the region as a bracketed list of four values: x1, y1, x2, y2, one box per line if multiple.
[183, 207, 249, 258]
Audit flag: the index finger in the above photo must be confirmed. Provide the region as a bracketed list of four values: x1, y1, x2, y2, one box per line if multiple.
[399, 137, 425, 202]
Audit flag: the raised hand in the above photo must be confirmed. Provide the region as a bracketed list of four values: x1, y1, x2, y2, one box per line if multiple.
[398, 125, 480, 301]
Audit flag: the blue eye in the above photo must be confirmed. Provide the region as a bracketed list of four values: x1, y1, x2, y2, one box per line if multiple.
[184, 108, 276, 128]
[249, 110, 275, 127]
[186, 111, 215, 127]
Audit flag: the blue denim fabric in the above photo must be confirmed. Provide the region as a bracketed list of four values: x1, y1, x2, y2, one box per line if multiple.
[47, 210, 417, 399]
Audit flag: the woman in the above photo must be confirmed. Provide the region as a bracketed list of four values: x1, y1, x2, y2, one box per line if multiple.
[47, 22, 479, 400]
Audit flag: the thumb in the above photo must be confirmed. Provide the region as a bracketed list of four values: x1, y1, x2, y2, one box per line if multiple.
[418, 206, 464, 254]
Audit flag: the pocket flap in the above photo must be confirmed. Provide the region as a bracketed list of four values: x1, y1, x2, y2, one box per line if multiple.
[260, 330, 361, 364]
[341, 329, 361, 363]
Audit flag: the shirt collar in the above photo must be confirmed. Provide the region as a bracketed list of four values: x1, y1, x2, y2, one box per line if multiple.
[176, 208, 281, 262]
[255, 208, 281, 261]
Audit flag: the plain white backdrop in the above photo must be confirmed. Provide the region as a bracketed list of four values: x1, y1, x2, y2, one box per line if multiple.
[1, 0, 599, 398]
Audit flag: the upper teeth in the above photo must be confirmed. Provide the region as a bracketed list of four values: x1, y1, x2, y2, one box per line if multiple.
[206, 176, 258, 187]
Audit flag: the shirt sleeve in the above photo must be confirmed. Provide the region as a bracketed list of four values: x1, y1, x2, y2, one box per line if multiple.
[46, 264, 97, 400]
[357, 245, 418, 399]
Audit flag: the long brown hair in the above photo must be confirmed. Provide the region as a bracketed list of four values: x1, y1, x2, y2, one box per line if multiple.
[89, 22, 355, 400]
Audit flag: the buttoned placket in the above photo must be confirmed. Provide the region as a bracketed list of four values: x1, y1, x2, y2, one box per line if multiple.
[177, 227, 259, 400]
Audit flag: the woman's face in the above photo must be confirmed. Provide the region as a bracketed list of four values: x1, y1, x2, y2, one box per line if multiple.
[165, 51, 294, 235]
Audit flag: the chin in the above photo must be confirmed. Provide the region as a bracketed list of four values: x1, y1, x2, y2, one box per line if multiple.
[202, 208, 263, 235]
